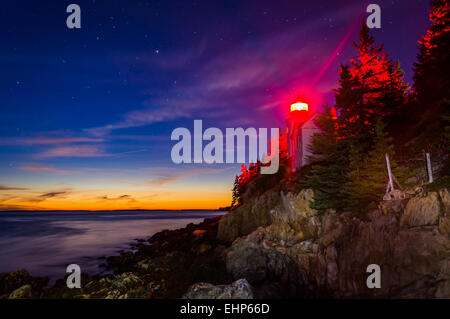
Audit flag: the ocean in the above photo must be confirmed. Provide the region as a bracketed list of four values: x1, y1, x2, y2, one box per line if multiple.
[0, 210, 223, 282]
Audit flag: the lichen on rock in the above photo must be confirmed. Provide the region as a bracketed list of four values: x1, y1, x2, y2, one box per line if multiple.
[183, 278, 254, 299]
[8, 284, 32, 299]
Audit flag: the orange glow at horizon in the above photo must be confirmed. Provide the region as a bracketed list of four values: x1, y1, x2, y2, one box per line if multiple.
[0, 194, 230, 211]
[290, 102, 309, 112]
[0, 185, 232, 211]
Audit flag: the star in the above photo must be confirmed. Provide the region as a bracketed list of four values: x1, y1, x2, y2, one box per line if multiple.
[155, 49, 160, 54]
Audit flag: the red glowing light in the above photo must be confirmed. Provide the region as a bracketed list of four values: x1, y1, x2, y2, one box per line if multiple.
[331, 107, 338, 119]
[290, 102, 309, 112]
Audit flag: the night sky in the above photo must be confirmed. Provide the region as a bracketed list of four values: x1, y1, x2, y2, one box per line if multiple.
[0, 0, 431, 210]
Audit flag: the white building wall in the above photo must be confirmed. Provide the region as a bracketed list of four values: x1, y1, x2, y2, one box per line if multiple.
[287, 112, 321, 170]
[300, 114, 321, 167]
[301, 127, 321, 166]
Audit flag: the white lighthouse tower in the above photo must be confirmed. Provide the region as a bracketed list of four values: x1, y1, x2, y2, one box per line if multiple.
[286, 96, 321, 172]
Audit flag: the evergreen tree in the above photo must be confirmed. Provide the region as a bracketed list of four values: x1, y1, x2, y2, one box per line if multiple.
[231, 175, 240, 207]
[444, 113, 450, 151]
[411, 0, 450, 146]
[345, 119, 403, 210]
[340, 143, 364, 211]
[230, 163, 260, 207]
[303, 105, 347, 210]
[335, 23, 408, 145]
[441, 108, 450, 175]
[414, 0, 450, 105]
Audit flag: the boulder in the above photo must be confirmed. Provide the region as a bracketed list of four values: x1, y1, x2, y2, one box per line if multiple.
[379, 198, 407, 215]
[267, 189, 321, 242]
[183, 279, 254, 299]
[439, 189, 450, 235]
[401, 192, 441, 227]
[8, 284, 32, 299]
[439, 188, 450, 214]
[225, 230, 270, 284]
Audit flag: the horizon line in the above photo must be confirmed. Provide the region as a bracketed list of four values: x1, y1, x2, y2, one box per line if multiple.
[0, 208, 225, 213]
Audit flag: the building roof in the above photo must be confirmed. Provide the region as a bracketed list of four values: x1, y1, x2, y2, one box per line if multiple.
[301, 112, 320, 130]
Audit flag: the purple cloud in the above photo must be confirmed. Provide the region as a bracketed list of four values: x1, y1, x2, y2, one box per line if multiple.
[37, 145, 107, 158]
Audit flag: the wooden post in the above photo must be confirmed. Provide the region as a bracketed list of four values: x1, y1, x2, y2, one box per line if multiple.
[385, 153, 394, 192]
[426, 153, 433, 183]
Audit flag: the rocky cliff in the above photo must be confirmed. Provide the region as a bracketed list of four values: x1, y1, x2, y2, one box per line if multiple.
[217, 188, 280, 243]
[223, 188, 450, 298]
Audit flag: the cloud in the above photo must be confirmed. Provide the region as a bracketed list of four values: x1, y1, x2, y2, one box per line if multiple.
[39, 191, 68, 199]
[0, 136, 103, 146]
[37, 145, 107, 158]
[0, 132, 107, 161]
[260, 101, 280, 111]
[32, 137, 104, 144]
[20, 164, 74, 174]
[147, 174, 183, 186]
[84, 108, 188, 137]
[148, 167, 230, 186]
[23, 189, 72, 203]
[0, 204, 39, 211]
[98, 194, 136, 202]
[0, 185, 28, 191]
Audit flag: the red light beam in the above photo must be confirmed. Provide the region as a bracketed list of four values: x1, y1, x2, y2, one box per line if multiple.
[310, 16, 363, 89]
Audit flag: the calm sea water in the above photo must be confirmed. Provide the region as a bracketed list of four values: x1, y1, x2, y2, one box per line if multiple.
[0, 210, 222, 282]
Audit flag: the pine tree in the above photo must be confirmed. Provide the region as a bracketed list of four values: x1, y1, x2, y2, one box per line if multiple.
[231, 175, 240, 207]
[441, 107, 450, 175]
[414, 0, 450, 105]
[444, 113, 450, 151]
[302, 105, 347, 210]
[335, 23, 408, 144]
[340, 143, 364, 211]
[230, 162, 261, 207]
[345, 119, 402, 210]
[412, 0, 450, 147]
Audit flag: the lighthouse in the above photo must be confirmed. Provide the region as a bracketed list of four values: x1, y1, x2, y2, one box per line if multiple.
[286, 96, 321, 172]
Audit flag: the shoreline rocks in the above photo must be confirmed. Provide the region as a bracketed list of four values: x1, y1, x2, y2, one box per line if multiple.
[183, 279, 254, 299]
[0, 269, 49, 299]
